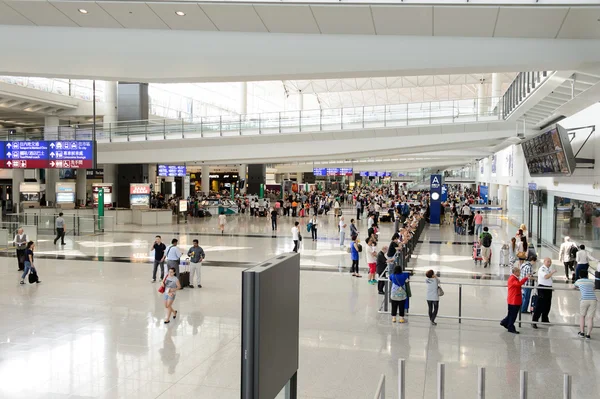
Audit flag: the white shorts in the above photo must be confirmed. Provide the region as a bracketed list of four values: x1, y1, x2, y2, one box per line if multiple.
[580, 300, 597, 317]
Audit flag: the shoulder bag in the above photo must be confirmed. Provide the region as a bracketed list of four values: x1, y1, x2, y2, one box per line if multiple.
[391, 284, 407, 301]
[437, 285, 445, 297]
[158, 275, 168, 294]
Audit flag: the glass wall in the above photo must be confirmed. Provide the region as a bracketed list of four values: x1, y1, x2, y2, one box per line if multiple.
[554, 196, 600, 250]
[507, 186, 525, 227]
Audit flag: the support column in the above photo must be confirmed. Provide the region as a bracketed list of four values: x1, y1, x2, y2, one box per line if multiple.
[238, 163, 247, 194]
[297, 172, 303, 185]
[148, 164, 157, 192]
[477, 81, 486, 116]
[12, 169, 24, 213]
[44, 116, 60, 207]
[491, 73, 502, 113]
[239, 82, 247, 115]
[76, 169, 87, 207]
[103, 81, 118, 125]
[247, 164, 266, 195]
[201, 165, 210, 195]
[102, 164, 117, 205]
[298, 92, 304, 111]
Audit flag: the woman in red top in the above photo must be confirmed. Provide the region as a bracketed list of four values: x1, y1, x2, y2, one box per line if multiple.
[500, 266, 530, 334]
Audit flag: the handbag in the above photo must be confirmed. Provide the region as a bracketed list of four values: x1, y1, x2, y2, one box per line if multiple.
[298, 234, 303, 242]
[28, 267, 38, 284]
[391, 284, 407, 301]
[517, 251, 527, 259]
[158, 276, 168, 294]
[437, 285, 445, 297]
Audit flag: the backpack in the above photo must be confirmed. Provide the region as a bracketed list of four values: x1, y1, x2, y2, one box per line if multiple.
[402, 203, 410, 216]
[307, 223, 312, 233]
[357, 244, 363, 253]
[482, 233, 492, 248]
[569, 245, 578, 260]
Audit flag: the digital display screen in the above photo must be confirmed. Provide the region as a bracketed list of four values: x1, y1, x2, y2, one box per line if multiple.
[158, 165, 186, 177]
[313, 168, 327, 176]
[56, 192, 75, 203]
[521, 124, 576, 176]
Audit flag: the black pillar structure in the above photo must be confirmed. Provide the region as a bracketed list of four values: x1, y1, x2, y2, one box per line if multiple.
[247, 164, 266, 195]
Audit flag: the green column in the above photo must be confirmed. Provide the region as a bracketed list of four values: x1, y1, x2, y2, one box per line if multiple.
[231, 183, 235, 200]
[259, 184, 265, 199]
[97, 188, 104, 231]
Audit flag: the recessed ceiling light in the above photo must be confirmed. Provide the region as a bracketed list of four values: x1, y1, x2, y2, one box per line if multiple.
[78, 9, 88, 14]
[175, 11, 186, 16]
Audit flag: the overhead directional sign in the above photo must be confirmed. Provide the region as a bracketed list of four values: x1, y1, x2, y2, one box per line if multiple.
[1, 141, 94, 169]
[158, 165, 186, 177]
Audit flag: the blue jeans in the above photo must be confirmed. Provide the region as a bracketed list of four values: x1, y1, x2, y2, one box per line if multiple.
[521, 287, 532, 313]
[21, 261, 32, 280]
[475, 224, 483, 237]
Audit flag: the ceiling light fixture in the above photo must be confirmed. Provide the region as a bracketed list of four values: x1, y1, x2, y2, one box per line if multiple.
[175, 11, 186, 16]
[78, 9, 88, 14]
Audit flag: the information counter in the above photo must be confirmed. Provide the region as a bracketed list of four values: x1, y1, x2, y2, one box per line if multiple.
[132, 209, 173, 226]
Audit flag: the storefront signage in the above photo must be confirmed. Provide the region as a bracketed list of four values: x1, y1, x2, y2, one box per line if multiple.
[130, 184, 151, 195]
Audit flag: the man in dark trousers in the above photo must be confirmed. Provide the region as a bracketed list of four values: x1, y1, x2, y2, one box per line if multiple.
[377, 246, 395, 295]
[54, 212, 66, 245]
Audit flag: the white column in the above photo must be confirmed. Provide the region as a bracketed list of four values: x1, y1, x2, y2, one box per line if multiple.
[102, 163, 118, 204]
[103, 81, 118, 124]
[239, 82, 247, 115]
[477, 82, 485, 116]
[12, 169, 24, 213]
[238, 163, 247, 194]
[201, 165, 210, 195]
[148, 164, 157, 192]
[298, 92, 304, 111]
[491, 73, 502, 113]
[297, 172, 303, 185]
[76, 169, 87, 206]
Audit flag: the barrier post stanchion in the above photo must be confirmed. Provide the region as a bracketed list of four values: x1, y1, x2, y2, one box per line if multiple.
[384, 278, 390, 312]
[563, 374, 571, 399]
[458, 284, 462, 324]
[520, 370, 528, 399]
[398, 359, 405, 399]
[518, 308, 522, 328]
[478, 367, 485, 399]
[437, 363, 445, 399]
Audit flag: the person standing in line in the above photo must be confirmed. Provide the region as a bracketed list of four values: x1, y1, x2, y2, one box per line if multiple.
[150, 235, 167, 283]
[355, 199, 362, 221]
[574, 270, 597, 339]
[516, 236, 528, 266]
[270, 207, 278, 231]
[390, 265, 410, 323]
[334, 198, 341, 218]
[366, 238, 378, 284]
[532, 257, 557, 329]
[187, 239, 205, 288]
[165, 239, 182, 278]
[376, 246, 394, 295]
[500, 266, 530, 334]
[474, 211, 484, 237]
[519, 255, 536, 314]
[425, 270, 441, 325]
[575, 244, 590, 282]
[310, 215, 318, 241]
[558, 236, 577, 281]
[291, 221, 300, 253]
[339, 216, 347, 249]
[13, 227, 28, 271]
[593, 210, 600, 241]
[349, 236, 362, 278]
[368, 214, 375, 230]
[20, 241, 40, 285]
[350, 218, 358, 240]
[53, 212, 66, 245]
[218, 211, 227, 235]
[161, 267, 181, 324]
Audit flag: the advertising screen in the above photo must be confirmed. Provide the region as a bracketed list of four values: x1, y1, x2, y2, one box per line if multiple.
[158, 165, 186, 177]
[130, 184, 151, 208]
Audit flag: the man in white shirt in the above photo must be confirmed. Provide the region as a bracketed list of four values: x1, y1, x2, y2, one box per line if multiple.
[291, 222, 300, 253]
[165, 238, 183, 277]
[339, 216, 347, 249]
[575, 244, 590, 282]
[558, 236, 576, 280]
[367, 214, 375, 230]
[572, 205, 583, 228]
[532, 257, 557, 328]
[461, 203, 471, 216]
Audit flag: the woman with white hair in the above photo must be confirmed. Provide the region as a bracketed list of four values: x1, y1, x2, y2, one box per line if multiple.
[558, 236, 577, 281]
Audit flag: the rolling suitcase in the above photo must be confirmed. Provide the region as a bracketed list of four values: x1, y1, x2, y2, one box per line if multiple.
[473, 242, 482, 265]
[179, 258, 190, 288]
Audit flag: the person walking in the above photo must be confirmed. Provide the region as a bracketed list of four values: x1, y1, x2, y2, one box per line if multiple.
[339, 216, 347, 249]
[479, 227, 493, 268]
[19, 241, 40, 285]
[425, 270, 441, 325]
[390, 265, 410, 323]
[165, 239, 182, 278]
[291, 221, 300, 253]
[310, 215, 318, 241]
[270, 207, 278, 231]
[187, 239, 205, 288]
[500, 265, 530, 334]
[13, 227, 28, 271]
[150, 235, 167, 283]
[161, 267, 181, 324]
[532, 257, 557, 329]
[218, 211, 227, 235]
[574, 270, 597, 339]
[349, 236, 362, 278]
[575, 244, 590, 282]
[558, 236, 577, 281]
[53, 212, 66, 245]
[474, 211, 484, 237]
[520, 255, 536, 314]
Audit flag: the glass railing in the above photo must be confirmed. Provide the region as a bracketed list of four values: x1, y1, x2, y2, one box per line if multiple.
[0, 97, 503, 142]
[0, 76, 104, 102]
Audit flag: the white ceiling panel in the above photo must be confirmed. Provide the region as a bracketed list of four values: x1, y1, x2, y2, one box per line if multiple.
[434, 6, 498, 37]
[254, 5, 319, 34]
[494, 7, 568, 38]
[310, 5, 375, 35]
[200, 4, 267, 32]
[147, 3, 216, 31]
[51, 1, 122, 28]
[557, 7, 600, 39]
[371, 6, 432, 36]
[4, 0, 78, 27]
[0, 1, 33, 25]
[97, 2, 168, 29]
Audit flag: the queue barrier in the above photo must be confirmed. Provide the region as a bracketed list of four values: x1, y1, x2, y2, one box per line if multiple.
[374, 358, 573, 399]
